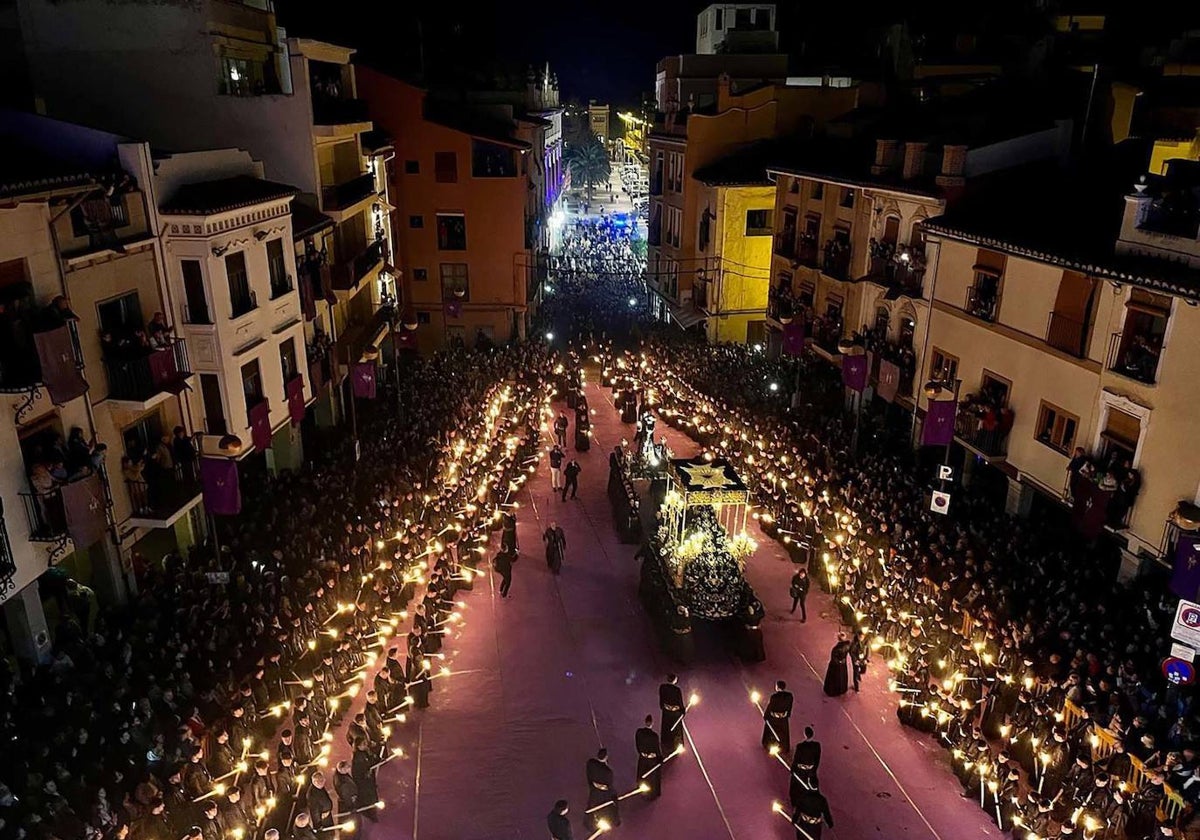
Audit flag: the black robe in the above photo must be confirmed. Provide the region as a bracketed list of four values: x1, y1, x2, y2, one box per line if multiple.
[792, 738, 822, 791]
[792, 788, 834, 840]
[547, 810, 573, 840]
[659, 683, 685, 754]
[763, 690, 793, 752]
[585, 758, 619, 828]
[823, 641, 852, 697]
[635, 726, 663, 799]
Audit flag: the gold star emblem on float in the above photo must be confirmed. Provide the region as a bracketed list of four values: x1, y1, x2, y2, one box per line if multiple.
[680, 463, 737, 490]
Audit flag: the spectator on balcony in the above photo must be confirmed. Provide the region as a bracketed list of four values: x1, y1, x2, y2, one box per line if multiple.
[147, 434, 175, 500]
[122, 455, 151, 515]
[173, 426, 197, 480]
[41, 294, 79, 329]
[148, 312, 173, 349]
[29, 460, 59, 495]
[67, 426, 106, 478]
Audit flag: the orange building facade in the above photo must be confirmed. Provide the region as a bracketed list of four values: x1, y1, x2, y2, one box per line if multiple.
[357, 68, 533, 350]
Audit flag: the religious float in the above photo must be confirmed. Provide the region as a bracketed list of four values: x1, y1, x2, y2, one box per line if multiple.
[638, 457, 765, 663]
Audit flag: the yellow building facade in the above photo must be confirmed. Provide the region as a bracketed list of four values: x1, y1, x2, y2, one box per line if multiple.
[692, 181, 774, 343]
[647, 79, 861, 332]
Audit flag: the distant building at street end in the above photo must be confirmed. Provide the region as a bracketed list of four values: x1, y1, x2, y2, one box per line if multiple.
[695, 4, 779, 56]
[588, 101, 611, 145]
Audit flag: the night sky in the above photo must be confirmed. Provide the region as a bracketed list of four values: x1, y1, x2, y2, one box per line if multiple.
[279, 0, 703, 107]
[277, 0, 1187, 109]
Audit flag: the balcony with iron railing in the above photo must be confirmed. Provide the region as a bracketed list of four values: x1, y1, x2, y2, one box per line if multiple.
[270, 273, 295, 302]
[767, 285, 798, 323]
[103, 338, 191, 405]
[231, 288, 258, 319]
[312, 96, 371, 127]
[867, 240, 925, 297]
[320, 172, 376, 212]
[811, 315, 844, 355]
[821, 240, 852, 281]
[1106, 331, 1161, 385]
[127, 460, 202, 526]
[1045, 311, 1089, 358]
[965, 285, 999, 322]
[21, 487, 67, 542]
[183, 302, 213, 326]
[955, 397, 1014, 458]
[331, 239, 386, 292]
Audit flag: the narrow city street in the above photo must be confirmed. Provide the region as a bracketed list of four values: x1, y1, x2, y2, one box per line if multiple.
[352, 378, 999, 840]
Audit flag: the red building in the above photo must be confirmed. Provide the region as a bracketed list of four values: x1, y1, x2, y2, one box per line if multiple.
[357, 69, 535, 350]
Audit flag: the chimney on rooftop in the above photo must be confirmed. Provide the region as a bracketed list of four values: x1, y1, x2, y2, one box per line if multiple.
[935, 144, 968, 189]
[870, 139, 899, 176]
[717, 72, 732, 111]
[902, 141, 928, 180]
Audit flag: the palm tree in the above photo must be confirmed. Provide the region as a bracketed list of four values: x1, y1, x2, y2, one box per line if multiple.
[566, 138, 611, 208]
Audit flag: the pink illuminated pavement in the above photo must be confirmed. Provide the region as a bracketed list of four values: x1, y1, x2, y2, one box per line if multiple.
[331, 380, 1001, 840]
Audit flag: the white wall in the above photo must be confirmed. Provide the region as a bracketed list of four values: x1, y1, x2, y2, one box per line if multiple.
[163, 199, 307, 448]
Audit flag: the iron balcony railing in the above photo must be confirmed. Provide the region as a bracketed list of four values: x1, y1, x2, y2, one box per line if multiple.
[966, 286, 998, 322]
[312, 96, 370, 126]
[321, 172, 376, 211]
[102, 338, 191, 402]
[231, 289, 258, 319]
[1106, 331, 1160, 385]
[126, 462, 201, 521]
[20, 488, 67, 541]
[330, 239, 386, 292]
[821, 242, 851, 281]
[1046, 311, 1089, 358]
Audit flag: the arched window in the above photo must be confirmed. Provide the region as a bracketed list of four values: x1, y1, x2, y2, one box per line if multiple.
[874, 305, 890, 334]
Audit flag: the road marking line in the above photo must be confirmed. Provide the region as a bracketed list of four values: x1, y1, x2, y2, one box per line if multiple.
[682, 721, 738, 840]
[793, 649, 944, 840]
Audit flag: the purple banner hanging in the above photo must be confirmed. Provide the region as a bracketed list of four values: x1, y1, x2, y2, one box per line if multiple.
[922, 398, 957, 447]
[200, 457, 241, 516]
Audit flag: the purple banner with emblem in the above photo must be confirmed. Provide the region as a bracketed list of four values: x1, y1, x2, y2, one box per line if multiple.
[1069, 475, 1113, 540]
[147, 347, 179, 390]
[286, 376, 306, 425]
[61, 474, 106, 548]
[877, 360, 900, 403]
[200, 457, 241, 516]
[1172, 535, 1200, 601]
[34, 326, 87, 405]
[445, 301, 462, 319]
[782, 322, 806, 356]
[352, 362, 377, 399]
[842, 354, 867, 392]
[922, 398, 957, 447]
[249, 399, 271, 452]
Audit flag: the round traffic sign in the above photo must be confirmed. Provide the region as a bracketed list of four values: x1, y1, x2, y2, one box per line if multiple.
[1162, 657, 1196, 686]
[1182, 606, 1200, 629]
